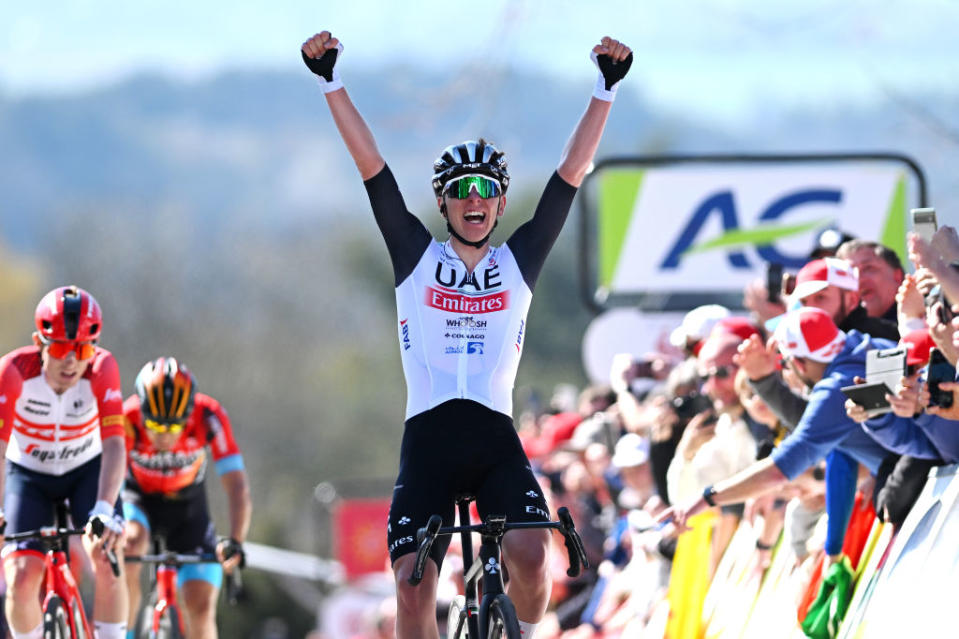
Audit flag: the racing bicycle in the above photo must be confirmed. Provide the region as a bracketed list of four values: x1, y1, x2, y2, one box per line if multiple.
[2, 500, 118, 639]
[126, 537, 242, 639]
[409, 495, 589, 639]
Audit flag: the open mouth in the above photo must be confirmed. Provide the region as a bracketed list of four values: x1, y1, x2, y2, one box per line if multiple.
[464, 211, 486, 225]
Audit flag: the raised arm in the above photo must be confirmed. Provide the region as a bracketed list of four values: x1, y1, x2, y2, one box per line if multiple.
[302, 31, 385, 180]
[556, 37, 633, 187]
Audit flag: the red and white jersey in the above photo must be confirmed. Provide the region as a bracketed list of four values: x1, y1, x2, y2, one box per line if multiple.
[124, 393, 244, 498]
[0, 345, 125, 475]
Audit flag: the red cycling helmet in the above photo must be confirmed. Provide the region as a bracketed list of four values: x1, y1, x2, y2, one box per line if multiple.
[34, 285, 103, 342]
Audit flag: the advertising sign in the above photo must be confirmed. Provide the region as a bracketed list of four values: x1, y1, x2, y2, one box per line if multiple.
[580, 154, 925, 311]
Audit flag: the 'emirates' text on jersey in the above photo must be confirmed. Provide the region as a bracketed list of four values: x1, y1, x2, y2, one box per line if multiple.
[365, 165, 576, 419]
[0, 346, 125, 475]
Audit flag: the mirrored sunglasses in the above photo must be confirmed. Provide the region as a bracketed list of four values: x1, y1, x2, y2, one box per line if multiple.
[42, 338, 96, 361]
[444, 175, 502, 200]
[144, 419, 186, 435]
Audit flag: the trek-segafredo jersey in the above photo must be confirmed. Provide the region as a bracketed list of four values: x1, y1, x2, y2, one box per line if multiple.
[0, 345, 126, 475]
[365, 165, 577, 420]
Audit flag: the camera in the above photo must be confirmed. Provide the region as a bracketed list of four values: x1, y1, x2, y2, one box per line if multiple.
[672, 391, 712, 422]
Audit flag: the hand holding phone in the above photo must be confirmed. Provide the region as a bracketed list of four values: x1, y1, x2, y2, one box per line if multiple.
[912, 208, 938, 245]
[926, 347, 956, 409]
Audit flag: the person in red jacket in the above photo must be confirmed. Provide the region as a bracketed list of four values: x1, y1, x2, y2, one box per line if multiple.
[122, 357, 251, 639]
[0, 285, 128, 639]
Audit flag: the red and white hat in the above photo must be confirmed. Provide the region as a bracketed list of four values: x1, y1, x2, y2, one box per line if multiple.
[773, 307, 847, 363]
[669, 304, 731, 355]
[791, 257, 859, 301]
[900, 328, 936, 368]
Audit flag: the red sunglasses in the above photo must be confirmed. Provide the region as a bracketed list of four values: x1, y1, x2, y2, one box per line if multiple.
[41, 338, 97, 361]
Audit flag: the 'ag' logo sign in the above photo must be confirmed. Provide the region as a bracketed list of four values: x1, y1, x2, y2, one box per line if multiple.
[660, 188, 842, 271]
[583, 156, 918, 310]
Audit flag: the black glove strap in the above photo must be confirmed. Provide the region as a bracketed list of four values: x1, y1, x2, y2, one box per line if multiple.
[301, 48, 339, 82]
[596, 51, 633, 90]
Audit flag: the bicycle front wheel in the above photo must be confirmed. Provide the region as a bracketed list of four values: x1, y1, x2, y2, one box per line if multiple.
[42, 596, 71, 639]
[485, 594, 521, 639]
[447, 594, 468, 639]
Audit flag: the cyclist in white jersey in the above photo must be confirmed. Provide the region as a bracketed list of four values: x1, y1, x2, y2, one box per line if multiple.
[302, 30, 632, 639]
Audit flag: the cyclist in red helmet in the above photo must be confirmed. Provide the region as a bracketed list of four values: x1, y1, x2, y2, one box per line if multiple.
[303, 30, 632, 639]
[122, 357, 251, 639]
[0, 285, 129, 639]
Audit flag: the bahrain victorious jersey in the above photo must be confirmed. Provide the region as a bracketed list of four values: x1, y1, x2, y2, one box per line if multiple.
[124, 393, 244, 499]
[365, 165, 577, 420]
[0, 346, 125, 475]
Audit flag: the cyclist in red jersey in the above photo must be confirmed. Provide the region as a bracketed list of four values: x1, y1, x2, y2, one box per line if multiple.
[122, 357, 251, 639]
[302, 30, 632, 639]
[0, 285, 128, 639]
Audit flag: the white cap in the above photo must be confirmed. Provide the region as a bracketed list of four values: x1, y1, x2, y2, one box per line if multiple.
[791, 257, 859, 301]
[773, 306, 847, 363]
[611, 433, 650, 468]
[669, 305, 731, 349]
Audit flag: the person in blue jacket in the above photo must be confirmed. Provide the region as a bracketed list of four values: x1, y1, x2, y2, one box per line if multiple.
[657, 307, 894, 562]
[846, 328, 959, 463]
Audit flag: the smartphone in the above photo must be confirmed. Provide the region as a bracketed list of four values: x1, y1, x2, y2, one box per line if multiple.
[925, 284, 954, 325]
[927, 347, 956, 409]
[766, 262, 784, 303]
[840, 383, 892, 417]
[912, 207, 938, 244]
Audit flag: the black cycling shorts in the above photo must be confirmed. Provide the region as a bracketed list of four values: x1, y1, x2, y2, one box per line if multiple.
[3, 457, 123, 556]
[122, 487, 217, 555]
[387, 399, 550, 567]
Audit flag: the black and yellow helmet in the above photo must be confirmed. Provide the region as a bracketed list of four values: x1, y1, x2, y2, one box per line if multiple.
[431, 138, 509, 198]
[135, 357, 197, 424]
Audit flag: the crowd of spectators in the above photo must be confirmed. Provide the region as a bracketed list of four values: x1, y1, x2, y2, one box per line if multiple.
[487, 226, 959, 638]
[342, 225, 959, 639]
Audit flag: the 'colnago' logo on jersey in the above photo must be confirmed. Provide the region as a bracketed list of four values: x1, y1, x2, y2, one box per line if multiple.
[425, 288, 509, 314]
[400, 319, 411, 351]
[103, 388, 123, 403]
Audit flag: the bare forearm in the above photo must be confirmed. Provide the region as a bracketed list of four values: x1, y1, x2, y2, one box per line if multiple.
[97, 436, 126, 505]
[325, 88, 385, 180]
[556, 98, 612, 187]
[713, 457, 788, 505]
[222, 470, 252, 542]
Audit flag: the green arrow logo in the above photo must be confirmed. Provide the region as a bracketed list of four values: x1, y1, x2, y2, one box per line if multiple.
[683, 217, 834, 255]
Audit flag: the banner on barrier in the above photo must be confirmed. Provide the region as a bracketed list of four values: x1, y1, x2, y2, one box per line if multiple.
[581, 154, 925, 311]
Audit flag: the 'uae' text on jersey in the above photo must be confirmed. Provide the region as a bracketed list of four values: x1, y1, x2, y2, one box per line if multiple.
[365, 165, 576, 419]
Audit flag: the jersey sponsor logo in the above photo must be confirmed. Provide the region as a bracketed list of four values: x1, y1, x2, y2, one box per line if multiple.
[22, 437, 94, 463]
[445, 345, 465, 354]
[515, 320, 525, 353]
[388, 535, 414, 554]
[425, 287, 509, 314]
[23, 403, 50, 416]
[434, 262, 503, 291]
[103, 388, 123, 403]
[400, 319, 411, 351]
[130, 448, 204, 471]
[525, 505, 549, 519]
[101, 414, 125, 428]
[467, 342, 484, 354]
[446, 316, 488, 329]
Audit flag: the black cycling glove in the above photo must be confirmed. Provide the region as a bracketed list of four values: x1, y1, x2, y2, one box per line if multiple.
[302, 42, 344, 92]
[590, 50, 633, 100]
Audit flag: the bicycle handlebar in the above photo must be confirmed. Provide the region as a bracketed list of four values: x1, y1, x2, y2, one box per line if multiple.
[408, 507, 589, 586]
[125, 552, 220, 564]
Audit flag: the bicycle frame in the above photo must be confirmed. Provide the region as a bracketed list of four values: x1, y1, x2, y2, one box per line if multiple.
[4, 502, 95, 639]
[411, 496, 589, 638]
[42, 539, 94, 638]
[149, 561, 185, 636]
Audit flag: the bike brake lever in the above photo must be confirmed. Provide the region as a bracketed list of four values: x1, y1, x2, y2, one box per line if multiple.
[557, 507, 589, 578]
[89, 517, 121, 577]
[408, 515, 442, 586]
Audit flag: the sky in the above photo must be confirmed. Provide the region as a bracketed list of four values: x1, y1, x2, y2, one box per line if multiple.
[2, 0, 958, 127]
